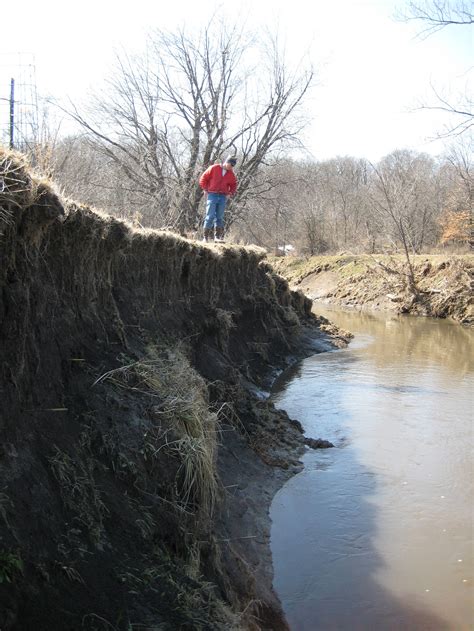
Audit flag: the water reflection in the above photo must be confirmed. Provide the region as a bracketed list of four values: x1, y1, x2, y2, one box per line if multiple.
[270, 306, 473, 630]
[313, 305, 474, 377]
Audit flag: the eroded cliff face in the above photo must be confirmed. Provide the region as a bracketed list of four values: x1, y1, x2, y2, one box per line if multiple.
[0, 151, 341, 630]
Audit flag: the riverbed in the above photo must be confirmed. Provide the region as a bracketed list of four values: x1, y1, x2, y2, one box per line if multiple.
[270, 305, 473, 631]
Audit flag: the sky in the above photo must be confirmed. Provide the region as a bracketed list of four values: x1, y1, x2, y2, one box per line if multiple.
[0, 0, 472, 162]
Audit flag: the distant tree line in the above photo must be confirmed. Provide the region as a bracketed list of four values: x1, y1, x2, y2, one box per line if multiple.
[232, 144, 472, 253]
[48, 136, 472, 254]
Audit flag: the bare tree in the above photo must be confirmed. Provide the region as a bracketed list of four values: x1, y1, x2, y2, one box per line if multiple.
[287, 162, 335, 254]
[417, 81, 473, 138]
[438, 135, 473, 246]
[224, 149, 465, 256]
[401, 0, 474, 35]
[230, 159, 298, 249]
[398, 1, 473, 138]
[300, 198, 332, 255]
[368, 150, 440, 293]
[315, 157, 370, 249]
[61, 19, 314, 233]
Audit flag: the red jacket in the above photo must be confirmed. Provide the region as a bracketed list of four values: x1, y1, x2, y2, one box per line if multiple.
[199, 164, 237, 196]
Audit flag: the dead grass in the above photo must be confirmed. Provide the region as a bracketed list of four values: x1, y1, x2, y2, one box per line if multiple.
[0, 145, 56, 216]
[119, 545, 242, 630]
[0, 491, 13, 530]
[271, 253, 474, 283]
[0, 550, 23, 584]
[95, 344, 219, 517]
[48, 445, 109, 544]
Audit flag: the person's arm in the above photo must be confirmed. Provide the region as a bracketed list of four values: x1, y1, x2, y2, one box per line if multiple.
[199, 166, 212, 191]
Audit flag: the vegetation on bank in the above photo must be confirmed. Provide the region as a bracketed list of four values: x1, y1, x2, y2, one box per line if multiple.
[270, 253, 474, 325]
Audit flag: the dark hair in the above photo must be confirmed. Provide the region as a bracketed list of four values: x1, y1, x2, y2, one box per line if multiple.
[224, 156, 237, 166]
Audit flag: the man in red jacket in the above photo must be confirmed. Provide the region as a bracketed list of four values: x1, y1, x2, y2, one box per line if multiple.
[199, 156, 238, 242]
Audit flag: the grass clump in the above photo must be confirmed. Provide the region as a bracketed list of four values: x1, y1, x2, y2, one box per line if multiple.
[48, 446, 109, 545]
[95, 344, 218, 518]
[0, 146, 55, 216]
[119, 545, 241, 630]
[0, 550, 23, 584]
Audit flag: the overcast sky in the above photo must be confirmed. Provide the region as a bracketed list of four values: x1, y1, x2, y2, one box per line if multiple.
[0, 0, 472, 161]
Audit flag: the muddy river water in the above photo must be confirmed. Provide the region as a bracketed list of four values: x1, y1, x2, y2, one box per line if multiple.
[270, 305, 473, 631]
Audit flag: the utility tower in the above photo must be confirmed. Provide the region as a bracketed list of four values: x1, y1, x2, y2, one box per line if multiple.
[0, 52, 39, 151]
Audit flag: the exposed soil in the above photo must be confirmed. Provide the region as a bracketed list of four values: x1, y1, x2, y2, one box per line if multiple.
[0, 150, 348, 631]
[270, 254, 474, 325]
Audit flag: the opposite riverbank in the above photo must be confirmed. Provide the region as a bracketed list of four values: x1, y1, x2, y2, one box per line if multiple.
[269, 254, 474, 326]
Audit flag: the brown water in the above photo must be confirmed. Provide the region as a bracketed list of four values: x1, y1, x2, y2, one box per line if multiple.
[270, 306, 473, 631]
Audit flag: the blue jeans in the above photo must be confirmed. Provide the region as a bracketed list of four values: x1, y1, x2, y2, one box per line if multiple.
[204, 193, 226, 229]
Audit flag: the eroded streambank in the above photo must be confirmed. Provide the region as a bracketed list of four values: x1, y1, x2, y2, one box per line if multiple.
[0, 150, 348, 630]
[270, 254, 474, 325]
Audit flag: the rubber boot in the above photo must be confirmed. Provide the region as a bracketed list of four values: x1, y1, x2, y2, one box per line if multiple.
[215, 227, 225, 243]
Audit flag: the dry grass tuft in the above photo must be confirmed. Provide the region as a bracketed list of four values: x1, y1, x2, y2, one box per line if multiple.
[0, 145, 57, 227]
[48, 445, 109, 544]
[0, 148, 29, 225]
[95, 345, 219, 517]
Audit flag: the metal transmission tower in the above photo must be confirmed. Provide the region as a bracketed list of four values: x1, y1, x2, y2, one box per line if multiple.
[0, 52, 39, 151]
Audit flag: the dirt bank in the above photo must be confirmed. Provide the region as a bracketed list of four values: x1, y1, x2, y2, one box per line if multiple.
[270, 254, 474, 325]
[0, 150, 347, 631]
